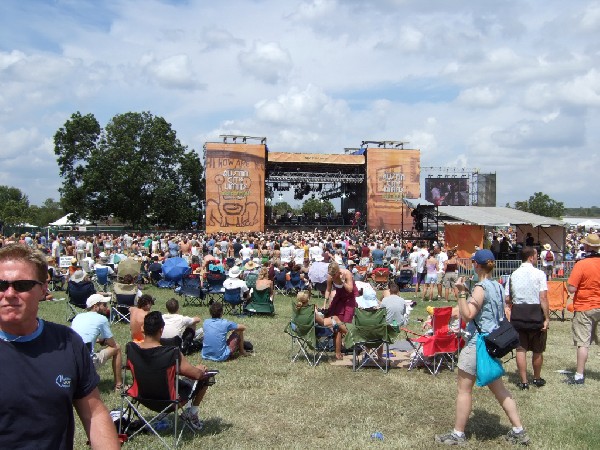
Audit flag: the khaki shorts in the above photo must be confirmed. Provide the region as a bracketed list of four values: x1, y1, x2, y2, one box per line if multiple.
[443, 272, 458, 289]
[457, 343, 477, 376]
[93, 348, 112, 368]
[572, 309, 600, 347]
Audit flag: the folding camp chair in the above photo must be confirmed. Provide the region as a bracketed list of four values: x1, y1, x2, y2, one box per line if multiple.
[244, 271, 259, 291]
[245, 288, 274, 315]
[120, 342, 217, 449]
[223, 287, 245, 316]
[396, 269, 413, 289]
[48, 267, 66, 291]
[95, 266, 113, 292]
[402, 306, 463, 375]
[370, 267, 390, 291]
[547, 280, 567, 321]
[274, 270, 288, 294]
[344, 307, 398, 373]
[65, 279, 96, 322]
[284, 300, 333, 366]
[205, 272, 225, 303]
[311, 281, 327, 298]
[353, 265, 369, 282]
[111, 282, 137, 324]
[179, 274, 205, 307]
[286, 270, 306, 294]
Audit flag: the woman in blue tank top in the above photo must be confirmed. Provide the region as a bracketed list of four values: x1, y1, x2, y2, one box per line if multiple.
[435, 250, 530, 446]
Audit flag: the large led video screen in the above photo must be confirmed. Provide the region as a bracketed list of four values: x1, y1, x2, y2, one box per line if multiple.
[425, 177, 469, 206]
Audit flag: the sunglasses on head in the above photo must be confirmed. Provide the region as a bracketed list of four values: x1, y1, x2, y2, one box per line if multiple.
[0, 280, 43, 292]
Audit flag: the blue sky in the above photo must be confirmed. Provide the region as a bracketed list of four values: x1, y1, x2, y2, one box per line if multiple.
[1, 0, 599, 208]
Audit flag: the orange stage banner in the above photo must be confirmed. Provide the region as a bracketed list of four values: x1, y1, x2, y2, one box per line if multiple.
[444, 224, 484, 258]
[205, 143, 266, 234]
[366, 148, 420, 231]
[267, 152, 364, 165]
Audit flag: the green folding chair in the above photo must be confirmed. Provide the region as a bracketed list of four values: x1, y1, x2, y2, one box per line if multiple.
[344, 307, 398, 373]
[284, 300, 332, 366]
[245, 288, 275, 315]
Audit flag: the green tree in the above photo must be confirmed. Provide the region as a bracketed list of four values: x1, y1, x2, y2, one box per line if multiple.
[54, 111, 203, 228]
[28, 198, 64, 226]
[271, 201, 294, 217]
[512, 192, 564, 218]
[54, 111, 101, 221]
[301, 198, 335, 218]
[0, 185, 30, 226]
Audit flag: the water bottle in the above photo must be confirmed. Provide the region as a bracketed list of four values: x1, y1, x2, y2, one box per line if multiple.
[370, 432, 384, 441]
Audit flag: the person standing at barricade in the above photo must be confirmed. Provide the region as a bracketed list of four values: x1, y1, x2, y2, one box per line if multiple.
[505, 247, 549, 390]
[539, 243, 555, 280]
[566, 233, 600, 385]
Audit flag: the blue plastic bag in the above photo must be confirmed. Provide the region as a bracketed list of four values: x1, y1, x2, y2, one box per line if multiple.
[475, 333, 505, 387]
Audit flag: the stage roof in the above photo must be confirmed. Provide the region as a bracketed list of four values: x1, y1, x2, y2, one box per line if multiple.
[437, 206, 566, 228]
[267, 152, 364, 165]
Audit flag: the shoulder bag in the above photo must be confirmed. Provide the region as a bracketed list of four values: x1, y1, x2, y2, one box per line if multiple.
[473, 282, 520, 359]
[508, 276, 544, 331]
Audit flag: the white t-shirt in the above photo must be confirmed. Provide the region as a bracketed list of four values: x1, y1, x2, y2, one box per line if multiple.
[162, 314, 195, 339]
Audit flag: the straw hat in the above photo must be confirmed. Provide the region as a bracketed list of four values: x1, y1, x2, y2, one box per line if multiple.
[543, 243, 552, 251]
[244, 260, 257, 270]
[581, 233, 600, 247]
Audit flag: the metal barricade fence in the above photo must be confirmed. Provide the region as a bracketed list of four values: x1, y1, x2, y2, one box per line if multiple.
[457, 258, 574, 280]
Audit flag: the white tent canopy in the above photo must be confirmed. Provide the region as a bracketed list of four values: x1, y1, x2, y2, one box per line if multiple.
[577, 219, 600, 230]
[49, 214, 92, 226]
[437, 206, 565, 228]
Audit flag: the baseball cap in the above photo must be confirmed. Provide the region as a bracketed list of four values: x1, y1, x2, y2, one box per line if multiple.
[87, 293, 109, 309]
[471, 249, 495, 265]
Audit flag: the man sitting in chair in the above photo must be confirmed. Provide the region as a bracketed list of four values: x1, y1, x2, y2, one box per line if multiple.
[71, 293, 123, 392]
[137, 311, 214, 431]
[201, 302, 248, 361]
[223, 266, 250, 301]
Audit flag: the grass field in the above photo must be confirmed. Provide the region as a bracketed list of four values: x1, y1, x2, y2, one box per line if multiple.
[39, 285, 599, 449]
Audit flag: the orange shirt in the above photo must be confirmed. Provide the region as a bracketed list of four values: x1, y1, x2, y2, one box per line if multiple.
[568, 255, 600, 311]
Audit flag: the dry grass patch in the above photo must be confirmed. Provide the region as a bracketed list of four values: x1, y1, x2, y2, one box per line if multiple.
[38, 287, 599, 449]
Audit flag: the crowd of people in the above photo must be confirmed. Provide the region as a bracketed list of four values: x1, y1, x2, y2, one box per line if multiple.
[1, 222, 599, 448]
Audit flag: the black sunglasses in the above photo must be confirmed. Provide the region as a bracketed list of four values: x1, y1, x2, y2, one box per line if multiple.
[0, 280, 43, 292]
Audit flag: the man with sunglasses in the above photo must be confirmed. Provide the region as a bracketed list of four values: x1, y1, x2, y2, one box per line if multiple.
[0, 243, 119, 449]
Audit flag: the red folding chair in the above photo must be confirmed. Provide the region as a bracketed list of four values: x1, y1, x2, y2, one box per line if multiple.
[403, 306, 464, 375]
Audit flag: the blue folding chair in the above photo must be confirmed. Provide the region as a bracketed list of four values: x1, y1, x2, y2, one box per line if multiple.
[95, 267, 112, 292]
[179, 275, 205, 307]
[205, 272, 226, 303]
[223, 287, 244, 316]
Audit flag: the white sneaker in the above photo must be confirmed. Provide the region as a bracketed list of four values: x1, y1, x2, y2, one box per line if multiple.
[180, 408, 204, 431]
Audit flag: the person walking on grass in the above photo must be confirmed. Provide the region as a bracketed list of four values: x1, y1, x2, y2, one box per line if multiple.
[505, 247, 549, 390]
[435, 250, 529, 446]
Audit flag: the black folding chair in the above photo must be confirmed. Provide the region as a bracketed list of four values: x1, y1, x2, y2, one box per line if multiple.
[120, 343, 217, 449]
[179, 275, 205, 307]
[66, 280, 96, 322]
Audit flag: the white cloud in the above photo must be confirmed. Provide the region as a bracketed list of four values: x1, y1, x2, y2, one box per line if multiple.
[0, 0, 598, 208]
[457, 86, 502, 108]
[142, 54, 205, 90]
[238, 41, 292, 85]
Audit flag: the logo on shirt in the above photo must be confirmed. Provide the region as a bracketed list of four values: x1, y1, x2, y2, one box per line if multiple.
[56, 374, 72, 388]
